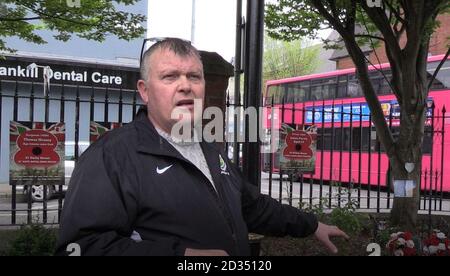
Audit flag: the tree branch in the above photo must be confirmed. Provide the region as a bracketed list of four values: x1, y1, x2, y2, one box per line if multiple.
[311, 0, 396, 159]
[423, 0, 444, 24]
[0, 16, 41, 21]
[345, 0, 356, 33]
[361, 0, 402, 59]
[384, 0, 406, 25]
[327, 0, 339, 21]
[19, 2, 94, 27]
[428, 47, 450, 91]
[403, 0, 424, 59]
[362, 0, 403, 103]
[358, 5, 400, 103]
[354, 34, 385, 42]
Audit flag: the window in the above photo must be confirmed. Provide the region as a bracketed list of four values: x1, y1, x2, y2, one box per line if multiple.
[336, 75, 348, 98]
[317, 128, 333, 151]
[310, 77, 337, 101]
[351, 127, 371, 151]
[286, 81, 310, 103]
[376, 69, 392, 95]
[347, 75, 363, 98]
[427, 60, 450, 90]
[368, 71, 383, 95]
[315, 127, 433, 154]
[265, 85, 282, 105]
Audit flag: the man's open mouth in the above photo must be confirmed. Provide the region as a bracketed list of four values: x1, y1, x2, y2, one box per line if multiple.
[176, 99, 195, 107]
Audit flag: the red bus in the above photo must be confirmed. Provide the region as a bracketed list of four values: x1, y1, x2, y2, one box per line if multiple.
[262, 54, 450, 193]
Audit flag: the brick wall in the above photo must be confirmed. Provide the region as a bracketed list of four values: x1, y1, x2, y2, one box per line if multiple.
[336, 14, 450, 69]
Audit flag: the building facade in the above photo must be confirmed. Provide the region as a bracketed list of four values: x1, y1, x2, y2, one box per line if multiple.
[330, 14, 450, 69]
[0, 53, 142, 183]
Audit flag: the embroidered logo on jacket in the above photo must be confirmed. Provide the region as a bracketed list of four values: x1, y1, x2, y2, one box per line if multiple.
[219, 155, 230, 175]
[156, 164, 173, 174]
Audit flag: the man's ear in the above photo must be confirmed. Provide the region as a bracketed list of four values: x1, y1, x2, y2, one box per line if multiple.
[137, 80, 148, 103]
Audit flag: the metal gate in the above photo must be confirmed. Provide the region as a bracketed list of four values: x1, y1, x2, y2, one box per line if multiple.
[0, 79, 141, 226]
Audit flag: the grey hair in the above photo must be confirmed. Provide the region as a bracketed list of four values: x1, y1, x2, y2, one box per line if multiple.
[140, 38, 202, 81]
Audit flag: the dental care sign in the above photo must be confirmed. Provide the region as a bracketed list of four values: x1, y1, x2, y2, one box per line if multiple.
[1, 65, 122, 85]
[0, 56, 139, 89]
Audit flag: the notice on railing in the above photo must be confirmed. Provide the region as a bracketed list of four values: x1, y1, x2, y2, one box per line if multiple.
[279, 124, 317, 173]
[10, 121, 65, 185]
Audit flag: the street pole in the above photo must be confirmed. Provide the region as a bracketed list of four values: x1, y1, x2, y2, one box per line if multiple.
[242, 0, 264, 188]
[191, 0, 196, 44]
[233, 0, 243, 167]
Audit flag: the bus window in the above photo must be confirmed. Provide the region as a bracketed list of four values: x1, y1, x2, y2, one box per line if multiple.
[310, 79, 322, 101]
[311, 77, 337, 101]
[368, 71, 383, 95]
[348, 75, 363, 98]
[428, 60, 450, 90]
[265, 85, 277, 105]
[352, 127, 371, 151]
[369, 126, 432, 154]
[316, 126, 433, 154]
[287, 81, 309, 103]
[377, 70, 392, 95]
[317, 128, 333, 151]
[266, 85, 284, 104]
[323, 78, 337, 100]
[337, 75, 348, 98]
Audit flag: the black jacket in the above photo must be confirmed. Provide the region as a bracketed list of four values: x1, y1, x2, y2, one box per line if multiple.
[56, 108, 318, 256]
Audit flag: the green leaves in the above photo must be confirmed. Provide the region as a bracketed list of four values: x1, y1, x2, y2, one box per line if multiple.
[266, 0, 324, 42]
[0, 0, 146, 52]
[263, 34, 319, 84]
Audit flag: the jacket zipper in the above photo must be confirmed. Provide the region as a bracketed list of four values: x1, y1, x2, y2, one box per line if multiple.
[179, 159, 239, 253]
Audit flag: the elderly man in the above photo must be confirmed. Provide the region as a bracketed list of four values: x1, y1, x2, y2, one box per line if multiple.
[56, 38, 348, 256]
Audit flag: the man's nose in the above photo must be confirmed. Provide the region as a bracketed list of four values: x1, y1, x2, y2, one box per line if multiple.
[177, 76, 192, 93]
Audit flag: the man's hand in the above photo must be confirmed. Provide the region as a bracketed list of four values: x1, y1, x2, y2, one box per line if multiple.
[314, 222, 349, 254]
[184, 248, 229, 256]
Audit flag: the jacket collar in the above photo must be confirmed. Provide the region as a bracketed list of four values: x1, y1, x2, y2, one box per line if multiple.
[134, 107, 186, 160]
[134, 107, 223, 166]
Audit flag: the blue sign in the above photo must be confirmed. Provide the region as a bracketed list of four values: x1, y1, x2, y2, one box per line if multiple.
[305, 99, 434, 124]
[305, 103, 371, 123]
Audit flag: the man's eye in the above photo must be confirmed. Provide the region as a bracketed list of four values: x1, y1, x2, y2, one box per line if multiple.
[189, 75, 201, 80]
[163, 75, 177, 80]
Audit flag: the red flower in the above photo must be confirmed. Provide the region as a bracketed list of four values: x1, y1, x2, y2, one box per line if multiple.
[422, 230, 450, 256]
[386, 232, 416, 256]
[403, 232, 413, 240]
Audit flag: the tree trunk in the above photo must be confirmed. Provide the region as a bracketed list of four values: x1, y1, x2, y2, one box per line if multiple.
[389, 160, 421, 232]
[389, 107, 426, 232]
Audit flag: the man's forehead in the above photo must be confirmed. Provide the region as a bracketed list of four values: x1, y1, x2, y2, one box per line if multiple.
[149, 48, 203, 69]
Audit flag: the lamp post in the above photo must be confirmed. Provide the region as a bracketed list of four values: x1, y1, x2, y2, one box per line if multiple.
[26, 63, 51, 97]
[191, 0, 196, 44]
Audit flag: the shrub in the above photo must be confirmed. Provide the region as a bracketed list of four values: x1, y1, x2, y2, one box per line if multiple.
[328, 207, 363, 235]
[7, 224, 57, 256]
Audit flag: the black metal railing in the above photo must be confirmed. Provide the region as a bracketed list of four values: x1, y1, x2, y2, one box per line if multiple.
[1, 78, 449, 227]
[0, 79, 142, 226]
[260, 99, 450, 214]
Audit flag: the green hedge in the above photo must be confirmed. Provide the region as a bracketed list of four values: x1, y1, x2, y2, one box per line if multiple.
[0, 225, 58, 256]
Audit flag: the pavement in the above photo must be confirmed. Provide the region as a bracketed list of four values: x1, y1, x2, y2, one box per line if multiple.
[0, 185, 11, 199]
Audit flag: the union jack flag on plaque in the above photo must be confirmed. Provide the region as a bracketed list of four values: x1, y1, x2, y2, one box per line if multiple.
[10, 121, 65, 185]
